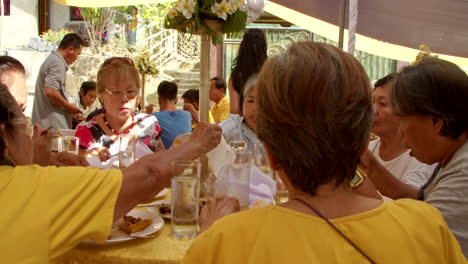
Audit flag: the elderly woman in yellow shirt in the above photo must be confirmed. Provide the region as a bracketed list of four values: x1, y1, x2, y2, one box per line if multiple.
[182, 42, 466, 263]
[0, 83, 221, 263]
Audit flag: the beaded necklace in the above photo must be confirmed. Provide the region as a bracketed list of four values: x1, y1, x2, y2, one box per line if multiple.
[102, 109, 135, 135]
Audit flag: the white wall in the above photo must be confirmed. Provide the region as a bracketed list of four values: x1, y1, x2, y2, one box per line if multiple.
[50, 0, 70, 31]
[1, 0, 38, 49]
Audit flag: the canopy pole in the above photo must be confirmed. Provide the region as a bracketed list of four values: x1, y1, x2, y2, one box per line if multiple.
[338, 0, 347, 49]
[199, 34, 210, 123]
[348, 0, 358, 55]
[199, 34, 211, 199]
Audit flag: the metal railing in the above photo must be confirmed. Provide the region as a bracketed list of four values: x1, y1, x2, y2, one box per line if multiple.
[143, 26, 200, 68]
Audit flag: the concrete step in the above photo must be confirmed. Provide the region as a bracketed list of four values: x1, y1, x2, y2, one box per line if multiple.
[164, 69, 200, 79]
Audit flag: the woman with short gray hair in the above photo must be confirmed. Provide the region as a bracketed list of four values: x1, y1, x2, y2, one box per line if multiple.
[361, 57, 468, 256]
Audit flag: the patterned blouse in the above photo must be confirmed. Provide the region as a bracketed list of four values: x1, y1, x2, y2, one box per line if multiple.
[75, 113, 162, 152]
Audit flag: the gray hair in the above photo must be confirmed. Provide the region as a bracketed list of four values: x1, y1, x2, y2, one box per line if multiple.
[242, 74, 258, 99]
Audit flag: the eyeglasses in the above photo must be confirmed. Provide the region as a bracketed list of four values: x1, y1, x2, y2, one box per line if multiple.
[11, 116, 33, 137]
[103, 87, 139, 99]
[102, 57, 135, 67]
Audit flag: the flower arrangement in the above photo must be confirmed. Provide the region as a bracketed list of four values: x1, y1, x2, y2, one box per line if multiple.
[40, 29, 75, 45]
[412, 45, 438, 65]
[134, 49, 159, 76]
[165, 0, 266, 44]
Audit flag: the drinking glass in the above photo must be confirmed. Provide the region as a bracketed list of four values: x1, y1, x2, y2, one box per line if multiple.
[57, 136, 79, 155]
[118, 134, 136, 168]
[171, 160, 201, 239]
[223, 132, 240, 146]
[274, 176, 289, 204]
[227, 148, 251, 209]
[253, 143, 274, 179]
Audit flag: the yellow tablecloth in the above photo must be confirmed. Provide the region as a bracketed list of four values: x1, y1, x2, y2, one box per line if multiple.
[57, 191, 193, 264]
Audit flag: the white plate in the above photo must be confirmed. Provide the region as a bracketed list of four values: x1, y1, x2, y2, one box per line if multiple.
[155, 188, 168, 198]
[82, 209, 164, 245]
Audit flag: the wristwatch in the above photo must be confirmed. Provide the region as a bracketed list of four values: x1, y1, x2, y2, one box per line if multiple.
[350, 169, 365, 188]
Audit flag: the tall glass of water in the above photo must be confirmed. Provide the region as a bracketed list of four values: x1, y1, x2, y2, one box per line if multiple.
[227, 148, 251, 209]
[253, 143, 274, 179]
[118, 134, 136, 169]
[171, 160, 201, 239]
[57, 136, 79, 155]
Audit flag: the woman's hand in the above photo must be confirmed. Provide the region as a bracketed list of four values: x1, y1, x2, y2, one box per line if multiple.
[145, 104, 155, 114]
[85, 147, 112, 162]
[183, 103, 199, 123]
[188, 122, 222, 156]
[199, 196, 240, 234]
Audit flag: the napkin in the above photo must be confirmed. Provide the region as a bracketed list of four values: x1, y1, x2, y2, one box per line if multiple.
[213, 160, 276, 204]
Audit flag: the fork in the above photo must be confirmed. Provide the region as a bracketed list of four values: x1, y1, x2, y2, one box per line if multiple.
[112, 234, 157, 239]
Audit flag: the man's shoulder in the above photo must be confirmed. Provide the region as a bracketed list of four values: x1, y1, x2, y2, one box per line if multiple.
[220, 96, 230, 105]
[177, 110, 192, 119]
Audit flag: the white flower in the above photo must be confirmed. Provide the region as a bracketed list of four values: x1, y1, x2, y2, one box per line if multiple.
[176, 0, 196, 20]
[227, 0, 238, 14]
[167, 6, 179, 19]
[211, 0, 230, 20]
[244, 0, 266, 23]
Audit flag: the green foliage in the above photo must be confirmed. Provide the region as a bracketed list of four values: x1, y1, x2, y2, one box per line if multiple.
[165, 0, 250, 45]
[40, 29, 74, 45]
[224, 9, 247, 35]
[79, 7, 116, 49]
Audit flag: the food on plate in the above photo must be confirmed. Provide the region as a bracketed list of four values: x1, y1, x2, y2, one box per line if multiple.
[159, 203, 171, 215]
[118, 215, 153, 234]
[157, 203, 171, 219]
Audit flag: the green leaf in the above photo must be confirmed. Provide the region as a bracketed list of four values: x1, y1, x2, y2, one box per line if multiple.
[224, 10, 247, 34]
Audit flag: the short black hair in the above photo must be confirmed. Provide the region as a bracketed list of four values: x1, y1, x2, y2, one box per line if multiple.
[58, 33, 85, 49]
[374, 73, 397, 88]
[392, 58, 468, 139]
[210, 77, 226, 92]
[80, 80, 96, 95]
[182, 89, 199, 104]
[157, 81, 178, 100]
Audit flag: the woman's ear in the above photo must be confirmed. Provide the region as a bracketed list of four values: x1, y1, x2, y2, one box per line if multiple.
[431, 117, 444, 134]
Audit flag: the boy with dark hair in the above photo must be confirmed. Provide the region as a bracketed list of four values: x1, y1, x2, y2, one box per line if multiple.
[153, 81, 192, 148]
[72, 80, 99, 128]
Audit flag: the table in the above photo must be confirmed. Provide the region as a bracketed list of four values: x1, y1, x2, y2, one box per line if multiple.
[57, 192, 194, 264]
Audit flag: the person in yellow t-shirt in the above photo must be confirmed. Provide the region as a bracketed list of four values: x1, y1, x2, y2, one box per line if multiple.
[209, 77, 230, 123]
[182, 42, 467, 264]
[0, 83, 222, 263]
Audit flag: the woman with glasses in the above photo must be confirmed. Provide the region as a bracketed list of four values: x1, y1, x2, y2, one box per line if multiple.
[0, 82, 222, 263]
[75, 57, 164, 162]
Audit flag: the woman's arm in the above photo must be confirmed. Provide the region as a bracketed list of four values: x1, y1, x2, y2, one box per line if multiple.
[113, 123, 222, 221]
[360, 149, 420, 200]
